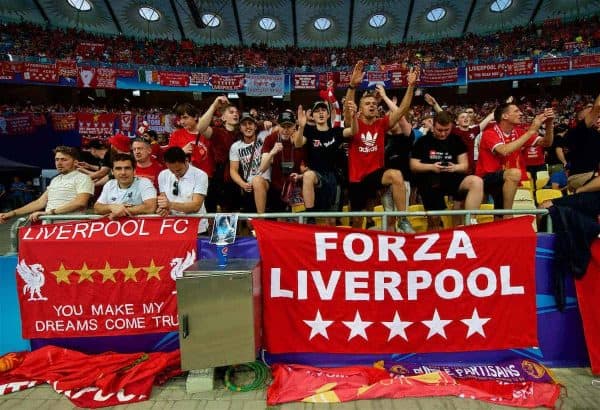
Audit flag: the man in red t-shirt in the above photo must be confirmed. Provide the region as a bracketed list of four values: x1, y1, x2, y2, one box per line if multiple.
[476, 103, 554, 211]
[132, 137, 164, 189]
[344, 60, 418, 231]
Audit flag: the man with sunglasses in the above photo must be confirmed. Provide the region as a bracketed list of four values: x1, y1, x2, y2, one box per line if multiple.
[157, 146, 208, 232]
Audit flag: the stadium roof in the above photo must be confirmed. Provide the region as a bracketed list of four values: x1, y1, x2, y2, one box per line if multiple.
[1, 0, 599, 47]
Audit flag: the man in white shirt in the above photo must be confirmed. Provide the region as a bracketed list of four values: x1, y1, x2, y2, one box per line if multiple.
[157, 146, 208, 231]
[0, 146, 93, 223]
[94, 153, 157, 220]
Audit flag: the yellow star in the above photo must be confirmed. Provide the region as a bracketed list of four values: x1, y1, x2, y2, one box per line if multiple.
[51, 263, 72, 284]
[76, 263, 95, 283]
[143, 259, 163, 281]
[98, 262, 118, 283]
[121, 261, 139, 282]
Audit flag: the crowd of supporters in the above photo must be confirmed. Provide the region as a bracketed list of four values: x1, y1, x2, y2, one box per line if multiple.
[1, 16, 599, 70]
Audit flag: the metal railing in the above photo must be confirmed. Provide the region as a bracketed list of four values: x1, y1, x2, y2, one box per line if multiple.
[7, 208, 550, 255]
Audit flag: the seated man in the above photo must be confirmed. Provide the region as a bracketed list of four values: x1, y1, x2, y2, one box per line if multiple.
[0, 146, 93, 224]
[157, 146, 208, 232]
[410, 111, 484, 227]
[94, 153, 157, 220]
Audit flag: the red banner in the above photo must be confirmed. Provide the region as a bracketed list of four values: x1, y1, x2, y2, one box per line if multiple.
[209, 74, 244, 90]
[0, 114, 35, 135]
[506, 59, 534, 76]
[17, 218, 199, 338]
[116, 68, 137, 78]
[158, 71, 190, 87]
[56, 60, 77, 77]
[576, 240, 600, 374]
[337, 71, 352, 88]
[571, 54, 600, 69]
[119, 112, 133, 133]
[77, 67, 117, 89]
[0, 62, 15, 81]
[420, 67, 458, 84]
[293, 74, 317, 89]
[189, 72, 209, 85]
[77, 112, 117, 136]
[23, 63, 58, 83]
[366, 71, 387, 83]
[538, 57, 570, 72]
[389, 69, 409, 87]
[50, 113, 77, 132]
[253, 218, 537, 354]
[468, 63, 506, 80]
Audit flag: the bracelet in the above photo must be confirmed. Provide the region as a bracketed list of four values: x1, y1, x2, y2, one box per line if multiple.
[348, 85, 356, 90]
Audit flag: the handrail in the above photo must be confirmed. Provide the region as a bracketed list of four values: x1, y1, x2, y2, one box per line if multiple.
[5, 209, 550, 256]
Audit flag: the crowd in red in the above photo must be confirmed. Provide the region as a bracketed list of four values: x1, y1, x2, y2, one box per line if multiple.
[1, 16, 599, 70]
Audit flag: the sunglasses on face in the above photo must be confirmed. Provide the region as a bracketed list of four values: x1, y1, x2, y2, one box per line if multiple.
[172, 180, 179, 196]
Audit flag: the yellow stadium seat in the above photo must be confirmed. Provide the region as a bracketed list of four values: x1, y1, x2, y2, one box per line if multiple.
[340, 205, 350, 226]
[407, 204, 428, 232]
[441, 210, 454, 229]
[372, 205, 384, 229]
[535, 170, 550, 190]
[520, 180, 533, 192]
[477, 203, 495, 224]
[535, 188, 562, 205]
[514, 188, 533, 201]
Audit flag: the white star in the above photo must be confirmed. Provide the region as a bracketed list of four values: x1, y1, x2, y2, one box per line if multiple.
[303, 310, 334, 340]
[422, 309, 452, 339]
[342, 310, 373, 341]
[460, 308, 491, 338]
[382, 311, 413, 341]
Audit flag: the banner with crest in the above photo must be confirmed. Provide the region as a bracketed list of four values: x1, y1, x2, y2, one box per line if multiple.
[17, 217, 199, 338]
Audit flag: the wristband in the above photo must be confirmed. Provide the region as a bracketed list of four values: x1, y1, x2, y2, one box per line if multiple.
[348, 84, 356, 90]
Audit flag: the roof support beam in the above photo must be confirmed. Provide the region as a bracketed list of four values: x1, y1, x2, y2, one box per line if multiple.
[347, 0, 355, 47]
[462, 0, 477, 35]
[102, 0, 122, 33]
[291, 0, 297, 47]
[231, 0, 244, 45]
[530, 0, 545, 23]
[403, 0, 416, 42]
[169, 0, 186, 39]
[32, 0, 49, 23]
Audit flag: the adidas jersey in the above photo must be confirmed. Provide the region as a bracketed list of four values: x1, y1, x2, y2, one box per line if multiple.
[348, 115, 389, 183]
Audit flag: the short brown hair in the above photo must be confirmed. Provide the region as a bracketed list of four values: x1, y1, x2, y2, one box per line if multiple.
[112, 153, 136, 168]
[53, 146, 80, 160]
[433, 111, 453, 126]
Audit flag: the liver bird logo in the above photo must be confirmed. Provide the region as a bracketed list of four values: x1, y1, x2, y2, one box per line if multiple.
[361, 131, 378, 147]
[16, 259, 47, 301]
[169, 249, 196, 294]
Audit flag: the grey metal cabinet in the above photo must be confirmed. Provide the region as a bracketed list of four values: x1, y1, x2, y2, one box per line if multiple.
[176, 259, 262, 370]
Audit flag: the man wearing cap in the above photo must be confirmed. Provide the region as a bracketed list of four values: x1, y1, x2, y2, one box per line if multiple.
[132, 137, 164, 189]
[157, 146, 209, 232]
[229, 113, 271, 212]
[258, 110, 306, 212]
[344, 60, 419, 232]
[296, 101, 349, 220]
[94, 153, 157, 220]
[0, 146, 93, 224]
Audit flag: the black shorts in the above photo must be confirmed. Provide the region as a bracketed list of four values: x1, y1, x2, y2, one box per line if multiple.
[482, 171, 504, 190]
[348, 168, 386, 211]
[418, 173, 468, 210]
[314, 170, 338, 211]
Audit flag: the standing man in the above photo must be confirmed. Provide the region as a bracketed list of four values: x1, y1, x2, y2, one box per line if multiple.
[94, 153, 157, 220]
[0, 146, 93, 223]
[476, 103, 554, 211]
[410, 111, 484, 227]
[132, 137, 164, 189]
[157, 147, 209, 232]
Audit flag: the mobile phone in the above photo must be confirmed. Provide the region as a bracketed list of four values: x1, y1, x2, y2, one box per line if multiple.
[440, 161, 449, 167]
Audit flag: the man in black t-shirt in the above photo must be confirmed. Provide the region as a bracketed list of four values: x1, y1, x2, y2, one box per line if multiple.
[565, 94, 600, 193]
[410, 112, 483, 224]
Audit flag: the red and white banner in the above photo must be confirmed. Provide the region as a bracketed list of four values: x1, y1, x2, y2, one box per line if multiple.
[506, 59, 534, 76]
[77, 67, 117, 88]
[538, 57, 570, 72]
[17, 218, 199, 338]
[77, 113, 117, 136]
[209, 74, 244, 91]
[0, 62, 16, 80]
[468, 63, 506, 80]
[119, 112, 133, 133]
[571, 54, 600, 69]
[23, 63, 58, 83]
[367, 71, 387, 83]
[0, 115, 34, 135]
[337, 71, 352, 88]
[158, 71, 190, 87]
[50, 113, 77, 132]
[293, 74, 317, 89]
[389, 69, 409, 87]
[253, 218, 538, 354]
[56, 60, 77, 78]
[189, 72, 209, 85]
[420, 67, 458, 84]
[116, 68, 137, 78]
[267, 364, 560, 407]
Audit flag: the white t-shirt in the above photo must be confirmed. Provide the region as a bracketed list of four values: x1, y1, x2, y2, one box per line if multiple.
[97, 177, 156, 205]
[158, 165, 208, 232]
[229, 131, 271, 183]
[45, 170, 94, 211]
